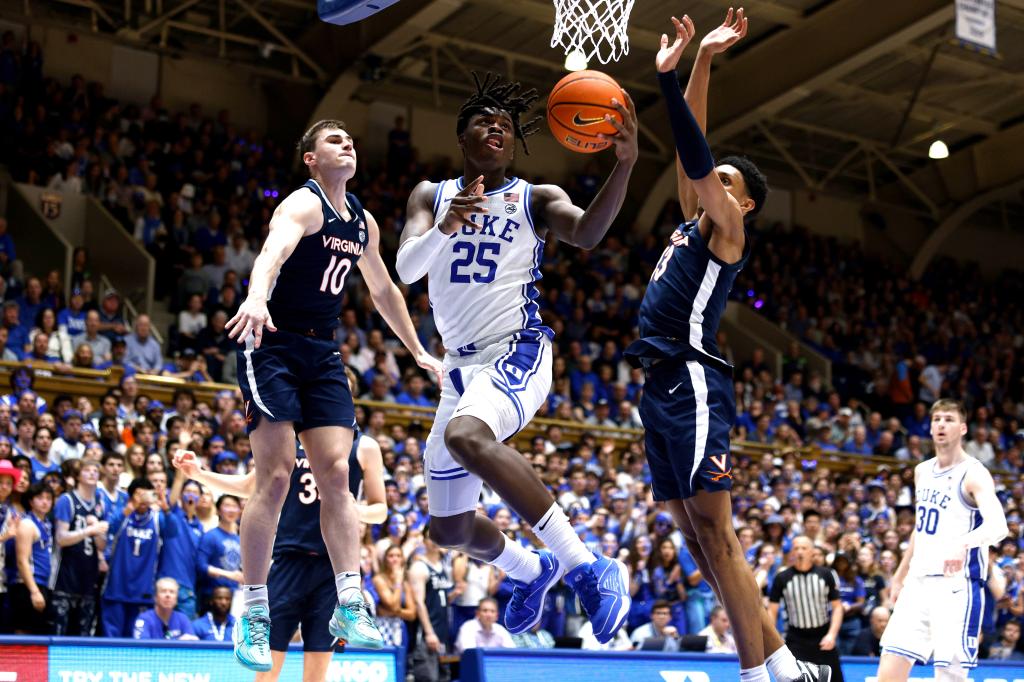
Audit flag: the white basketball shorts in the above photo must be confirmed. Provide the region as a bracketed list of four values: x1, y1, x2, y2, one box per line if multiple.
[425, 331, 552, 517]
[880, 574, 984, 669]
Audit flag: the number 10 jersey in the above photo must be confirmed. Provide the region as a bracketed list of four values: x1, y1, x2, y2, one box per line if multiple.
[428, 176, 552, 352]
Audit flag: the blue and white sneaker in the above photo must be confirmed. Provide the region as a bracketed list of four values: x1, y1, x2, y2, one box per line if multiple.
[564, 552, 630, 644]
[328, 598, 385, 648]
[233, 603, 272, 672]
[504, 550, 563, 634]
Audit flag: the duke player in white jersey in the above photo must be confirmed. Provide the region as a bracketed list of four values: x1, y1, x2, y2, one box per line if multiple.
[878, 399, 1008, 681]
[395, 73, 637, 644]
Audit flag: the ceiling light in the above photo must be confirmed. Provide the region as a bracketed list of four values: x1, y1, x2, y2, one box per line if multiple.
[928, 140, 949, 160]
[564, 50, 588, 72]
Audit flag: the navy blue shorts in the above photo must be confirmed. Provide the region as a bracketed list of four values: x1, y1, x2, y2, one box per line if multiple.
[639, 359, 735, 501]
[268, 553, 337, 652]
[237, 329, 355, 433]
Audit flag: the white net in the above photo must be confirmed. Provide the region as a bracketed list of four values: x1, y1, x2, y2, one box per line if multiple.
[551, 0, 635, 65]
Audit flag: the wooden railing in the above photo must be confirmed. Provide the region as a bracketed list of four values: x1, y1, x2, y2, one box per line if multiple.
[1, 360, 943, 475]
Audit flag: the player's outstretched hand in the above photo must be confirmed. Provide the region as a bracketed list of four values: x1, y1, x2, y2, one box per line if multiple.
[226, 296, 276, 349]
[599, 91, 639, 166]
[818, 632, 836, 651]
[656, 14, 695, 73]
[416, 351, 444, 387]
[439, 175, 487, 235]
[700, 7, 748, 55]
[172, 449, 202, 478]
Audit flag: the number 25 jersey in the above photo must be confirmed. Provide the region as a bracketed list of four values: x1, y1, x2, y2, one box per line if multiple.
[428, 177, 553, 352]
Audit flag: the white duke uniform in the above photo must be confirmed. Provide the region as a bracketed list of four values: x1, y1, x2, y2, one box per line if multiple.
[881, 456, 988, 669]
[425, 176, 553, 516]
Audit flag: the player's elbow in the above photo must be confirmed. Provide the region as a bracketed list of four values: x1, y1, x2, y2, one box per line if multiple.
[394, 247, 419, 285]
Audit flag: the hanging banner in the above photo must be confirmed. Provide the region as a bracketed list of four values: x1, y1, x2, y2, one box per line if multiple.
[955, 0, 996, 54]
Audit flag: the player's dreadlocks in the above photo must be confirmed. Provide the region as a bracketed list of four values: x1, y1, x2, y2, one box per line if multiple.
[456, 72, 542, 155]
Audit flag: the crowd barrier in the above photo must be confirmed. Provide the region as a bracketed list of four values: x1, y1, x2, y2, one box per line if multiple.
[459, 648, 1024, 682]
[0, 637, 402, 682]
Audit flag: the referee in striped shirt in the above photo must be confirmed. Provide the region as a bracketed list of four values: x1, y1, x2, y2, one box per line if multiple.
[769, 536, 845, 682]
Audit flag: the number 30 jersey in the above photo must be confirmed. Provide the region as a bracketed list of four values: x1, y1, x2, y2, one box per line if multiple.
[266, 179, 368, 332]
[428, 177, 553, 352]
[909, 456, 989, 580]
[272, 435, 363, 559]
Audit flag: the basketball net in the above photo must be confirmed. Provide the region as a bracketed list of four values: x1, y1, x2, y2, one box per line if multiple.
[551, 0, 634, 65]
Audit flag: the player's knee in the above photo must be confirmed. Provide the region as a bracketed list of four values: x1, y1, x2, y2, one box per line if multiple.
[427, 515, 470, 550]
[317, 456, 350, 490]
[443, 421, 486, 468]
[263, 466, 291, 502]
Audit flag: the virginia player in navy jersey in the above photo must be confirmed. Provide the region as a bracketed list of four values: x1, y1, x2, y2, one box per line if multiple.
[224, 118, 441, 670]
[173, 390, 386, 682]
[624, 13, 827, 682]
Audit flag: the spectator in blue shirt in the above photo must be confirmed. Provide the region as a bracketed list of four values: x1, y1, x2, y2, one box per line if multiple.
[395, 374, 433, 407]
[192, 585, 235, 642]
[197, 494, 242, 602]
[132, 577, 197, 640]
[3, 301, 28, 358]
[843, 426, 873, 455]
[29, 426, 60, 483]
[95, 338, 136, 377]
[16, 277, 44, 336]
[124, 314, 162, 373]
[58, 289, 88, 339]
[158, 475, 203, 619]
[833, 552, 866, 655]
[902, 401, 931, 439]
[96, 290, 128, 343]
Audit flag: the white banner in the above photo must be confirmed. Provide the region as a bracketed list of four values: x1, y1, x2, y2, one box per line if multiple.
[955, 0, 997, 53]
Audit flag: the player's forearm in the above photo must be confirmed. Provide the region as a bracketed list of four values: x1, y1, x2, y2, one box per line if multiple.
[963, 497, 1009, 549]
[569, 161, 634, 250]
[894, 534, 914, 583]
[56, 527, 87, 547]
[356, 502, 388, 525]
[371, 284, 428, 358]
[658, 71, 715, 182]
[395, 223, 449, 284]
[187, 469, 254, 499]
[684, 49, 714, 133]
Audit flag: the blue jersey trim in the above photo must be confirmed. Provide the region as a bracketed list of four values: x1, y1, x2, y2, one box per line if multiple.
[523, 182, 537, 234]
[430, 471, 470, 481]
[432, 180, 446, 215]
[429, 466, 465, 475]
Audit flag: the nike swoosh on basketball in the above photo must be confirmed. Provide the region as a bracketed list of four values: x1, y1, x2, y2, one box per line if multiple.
[668, 382, 684, 394]
[572, 113, 606, 127]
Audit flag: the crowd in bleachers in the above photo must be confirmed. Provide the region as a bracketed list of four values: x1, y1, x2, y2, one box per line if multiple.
[2, 30, 1024, 672]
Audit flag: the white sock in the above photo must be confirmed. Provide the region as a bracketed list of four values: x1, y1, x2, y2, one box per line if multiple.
[766, 645, 803, 682]
[739, 665, 770, 682]
[335, 571, 362, 605]
[242, 584, 268, 609]
[491, 534, 542, 582]
[530, 503, 595, 571]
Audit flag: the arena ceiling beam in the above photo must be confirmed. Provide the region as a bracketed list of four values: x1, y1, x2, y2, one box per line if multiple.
[307, 0, 465, 126]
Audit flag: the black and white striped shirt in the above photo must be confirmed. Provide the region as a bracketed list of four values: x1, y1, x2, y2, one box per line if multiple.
[769, 566, 839, 630]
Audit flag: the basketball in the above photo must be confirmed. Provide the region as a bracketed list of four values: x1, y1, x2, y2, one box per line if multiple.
[547, 70, 626, 154]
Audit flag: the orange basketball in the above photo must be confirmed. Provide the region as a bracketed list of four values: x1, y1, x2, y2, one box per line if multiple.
[547, 70, 625, 154]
